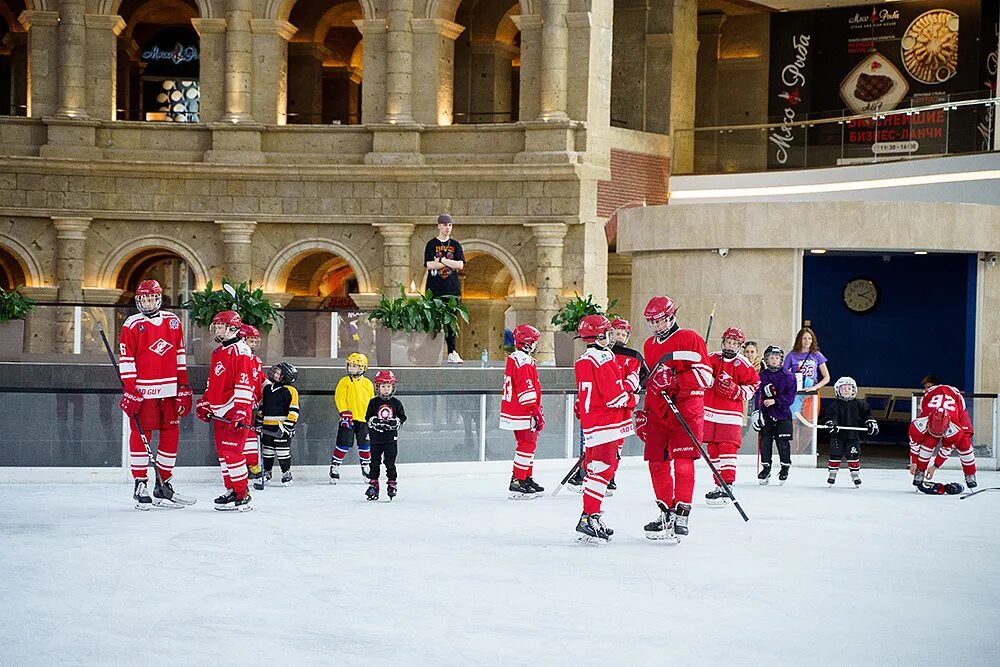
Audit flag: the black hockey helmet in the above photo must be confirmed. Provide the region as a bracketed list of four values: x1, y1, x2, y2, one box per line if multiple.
[762, 345, 784, 371]
[269, 362, 298, 384]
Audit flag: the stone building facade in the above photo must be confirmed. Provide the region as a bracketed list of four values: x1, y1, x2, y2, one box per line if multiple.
[0, 0, 689, 361]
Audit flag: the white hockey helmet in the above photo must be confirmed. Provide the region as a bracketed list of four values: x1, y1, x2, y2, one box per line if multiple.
[834, 376, 857, 400]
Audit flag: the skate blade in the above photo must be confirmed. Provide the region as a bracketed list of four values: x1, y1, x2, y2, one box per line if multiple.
[253, 483, 265, 491]
[151, 499, 185, 510]
[758, 479, 770, 486]
[645, 532, 680, 544]
[576, 534, 610, 546]
[155, 495, 196, 506]
[280, 481, 293, 487]
[508, 491, 540, 500]
[214, 503, 252, 512]
[567, 485, 583, 494]
[705, 499, 729, 507]
[605, 490, 615, 497]
[134, 501, 152, 511]
[777, 479, 787, 486]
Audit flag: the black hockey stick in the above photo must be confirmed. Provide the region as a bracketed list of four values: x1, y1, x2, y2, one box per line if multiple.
[207, 413, 262, 433]
[960, 487, 1000, 500]
[96, 322, 165, 490]
[663, 394, 750, 522]
[552, 426, 586, 497]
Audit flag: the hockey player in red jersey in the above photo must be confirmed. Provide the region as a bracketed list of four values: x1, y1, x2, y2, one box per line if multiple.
[909, 375, 977, 488]
[195, 310, 258, 511]
[574, 315, 636, 544]
[500, 324, 546, 499]
[118, 279, 194, 509]
[704, 326, 759, 505]
[238, 324, 266, 489]
[637, 296, 713, 541]
[606, 317, 647, 494]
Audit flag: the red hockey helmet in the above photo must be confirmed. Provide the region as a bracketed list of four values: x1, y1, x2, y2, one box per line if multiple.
[210, 310, 242, 342]
[512, 324, 541, 353]
[577, 314, 612, 344]
[644, 296, 678, 338]
[239, 323, 261, 351]
[721, 326, 745, 359]
[928, 408, 951, 438]
[721, 326, 745, 344]
[134, 279, 163, 315]
[374, 369, 398, 396]
[609, 318, 632, 345]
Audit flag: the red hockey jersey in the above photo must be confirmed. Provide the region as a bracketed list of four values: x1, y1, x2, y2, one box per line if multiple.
[118, 311, 189, 398]
[500, 350, 541, 430]
[642, 328, 713, 417]
[704, 352, 760, 426]
[919, 384, 972, 428]
[250, 355, 264, 405]
[575, 346, 636, 447]
[612, 344, 647, 393]
[202, 340, 257, 418]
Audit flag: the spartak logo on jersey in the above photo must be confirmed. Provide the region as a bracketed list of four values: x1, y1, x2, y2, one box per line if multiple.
[214, 361, 226, 376]
[149, 338, 174, 356]
[377, 404, 395, 420]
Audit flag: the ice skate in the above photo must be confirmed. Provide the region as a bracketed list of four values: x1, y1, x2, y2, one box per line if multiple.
[366, 480, 379, 501]
[778, 464, 790, 485]
[329, 464, 341, 484]
[705, 485, 729, 506]
[216, 491, 252, 512]
[644, 501, 679, 543]
[252, 469, 266, 491]
[153, 477, 195, 507]
[214, 489, 237, 507]
[280, 471, 293, 486]
[567, 469, 584, 493]
[850, 470, 862, 487]
[673, 503, 691, 537]
[387, 480, 397, 499]
[361, 461, 371, 480]
[233, 492, 253, 512]
[827, 469, 838, 486]
[524, 477, 545, 494]
[576, 513, 611, 545]
[508, 477, 538, 500]
[133, 479, 152, 511]
[912, 469, 925, 490]
[758, 464, 771, 486]
[965, 473, 978, 489]
[606, 476, 617, 497]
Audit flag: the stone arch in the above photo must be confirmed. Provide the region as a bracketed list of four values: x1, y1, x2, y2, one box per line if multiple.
[269, 0, 376, 22]
[459, 238, 528, 296]
[0, 234, 44, 287]
[420, 0, 534, 21]
[96, 235, 210, 290]
[263, 238, 374, 295]
[96, 0, 212, 18]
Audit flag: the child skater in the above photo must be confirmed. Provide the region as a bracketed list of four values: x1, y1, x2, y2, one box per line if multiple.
[365, 371, 407, 500]
[239, 324, 265, 487]
[499, 324, 545, 499]
[821, 376, 878, 487]
[751, 345, 797, 485]
[331, 352, 374, 483]
[259, 361, 300, 487]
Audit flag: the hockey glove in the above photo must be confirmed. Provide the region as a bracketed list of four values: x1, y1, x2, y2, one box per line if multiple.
[226, 407, 250, 433]
[634, 409, 648, 443]
[195, 398, 211, 423]
[574, 398, 581, 420]
[763, 383, 776, 398]
[717, 377, 742, 402]
[866, 419, 879, 436]
[825, 420, 839, 434]
[648, 366, 678, 397]
[750, 410, 765, 432]
[278, 421, 296, 439]
[530, 405, 545, 432]
[339, 411, 353, 429]
[175, 385, 193, 416]
[367, 417, 386, 433]
[120, 390, 143, 416]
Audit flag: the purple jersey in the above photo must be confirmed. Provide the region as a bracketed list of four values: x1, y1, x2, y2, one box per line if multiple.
[754, 368, 797, 420]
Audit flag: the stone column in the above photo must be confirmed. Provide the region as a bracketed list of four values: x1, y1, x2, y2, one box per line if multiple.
[215, 221, 257, 283]
[287, 42, 331, 124]
[19, 10, 59, 117]
[54, 0, 88, 118]
[374, 222, 415, 291]
[539, 0, 569, 121]
[566, 4, 613, 168]
[695, 13, 726, 174]
[385, 0, 415, 123]
[84, 14, 126, 120]
[668, 0, 698, 172]
[410, 18, 464, 126]
[53, 217, 91, 353]
[354, 19, 387, 124]
[223, 0, 254, 123]
[250, 19, 297, 125]
[510, 14, 541, 124]
[525, 222, 568, 361]
[192, 18, 228, 123]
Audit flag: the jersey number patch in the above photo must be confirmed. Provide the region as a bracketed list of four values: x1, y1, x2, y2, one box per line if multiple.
[502, 376, 513, 402]
[926, 394, 957, 411]
[579, 381, 593, 412]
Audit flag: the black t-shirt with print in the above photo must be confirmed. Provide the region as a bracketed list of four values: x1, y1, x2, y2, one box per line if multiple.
[424, 237, 465, 296]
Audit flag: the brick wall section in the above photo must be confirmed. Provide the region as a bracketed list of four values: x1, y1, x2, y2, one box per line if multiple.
[597, 148, 670, 244]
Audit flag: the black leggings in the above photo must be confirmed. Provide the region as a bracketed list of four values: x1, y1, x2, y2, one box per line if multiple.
[760, 417, 792, 466]
[370, 441, 399, 481]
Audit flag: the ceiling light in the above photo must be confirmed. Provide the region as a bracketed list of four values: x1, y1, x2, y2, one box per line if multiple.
[914, 251, 928, 255]
[810, 249, 827, 254]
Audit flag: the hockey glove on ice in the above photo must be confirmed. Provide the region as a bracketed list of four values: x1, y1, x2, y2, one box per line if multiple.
[176, 385, 193, 416]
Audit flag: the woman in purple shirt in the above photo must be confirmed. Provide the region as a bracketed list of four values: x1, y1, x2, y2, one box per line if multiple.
[784, 327, 831, 420]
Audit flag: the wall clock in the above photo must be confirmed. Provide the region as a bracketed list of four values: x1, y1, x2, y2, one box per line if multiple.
[843, 277, 878, 314]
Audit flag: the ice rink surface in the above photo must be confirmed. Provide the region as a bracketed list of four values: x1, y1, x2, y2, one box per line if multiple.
[3, 459, 998, 667]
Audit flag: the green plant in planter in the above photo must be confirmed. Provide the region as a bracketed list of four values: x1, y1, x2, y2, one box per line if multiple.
[184, 279, 283, 333]
[368, 286, 469, 340]
[550, 293, 618, 333]
[0, 285, 36, 322]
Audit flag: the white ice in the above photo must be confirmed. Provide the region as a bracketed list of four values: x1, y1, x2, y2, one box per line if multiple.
[3, 459, 998, 667]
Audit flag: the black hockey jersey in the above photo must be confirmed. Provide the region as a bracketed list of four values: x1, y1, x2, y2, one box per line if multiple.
[820, 399, 872, 442]
[261, 382, 300, 434]
[366, 396, 407, 444]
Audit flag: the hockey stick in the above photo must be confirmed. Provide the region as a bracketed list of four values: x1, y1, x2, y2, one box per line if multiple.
[705, 301, 717, 342]
[207, 413, 262, 433]
[552, 426, 586, 496]
[662, 394, 750, 522]
[960, 487, 1000, 500]
[97, 322, 165, 490]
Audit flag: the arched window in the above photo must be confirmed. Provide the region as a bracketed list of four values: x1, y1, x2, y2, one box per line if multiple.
[0, 0, 27, 116]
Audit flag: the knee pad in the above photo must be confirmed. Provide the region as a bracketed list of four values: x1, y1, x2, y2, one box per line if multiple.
[275, 445, 291, 460]
[587, 460, 611, 476]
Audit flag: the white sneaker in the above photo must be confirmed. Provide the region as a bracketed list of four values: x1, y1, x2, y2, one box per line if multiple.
[447, 351, 464, 364]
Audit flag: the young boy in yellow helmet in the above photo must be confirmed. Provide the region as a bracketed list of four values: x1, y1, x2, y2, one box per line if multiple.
[331, 352, 375, 483]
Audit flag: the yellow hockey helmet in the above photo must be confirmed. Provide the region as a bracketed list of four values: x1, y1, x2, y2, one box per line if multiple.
[346, 352, 368, 376]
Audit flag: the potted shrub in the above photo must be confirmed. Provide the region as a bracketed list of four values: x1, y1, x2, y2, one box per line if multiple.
[0, 285, 36, 361]
[368, 286, 469, 366]
[550, 294, 617, 366]
[184, 279, 283, 363]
